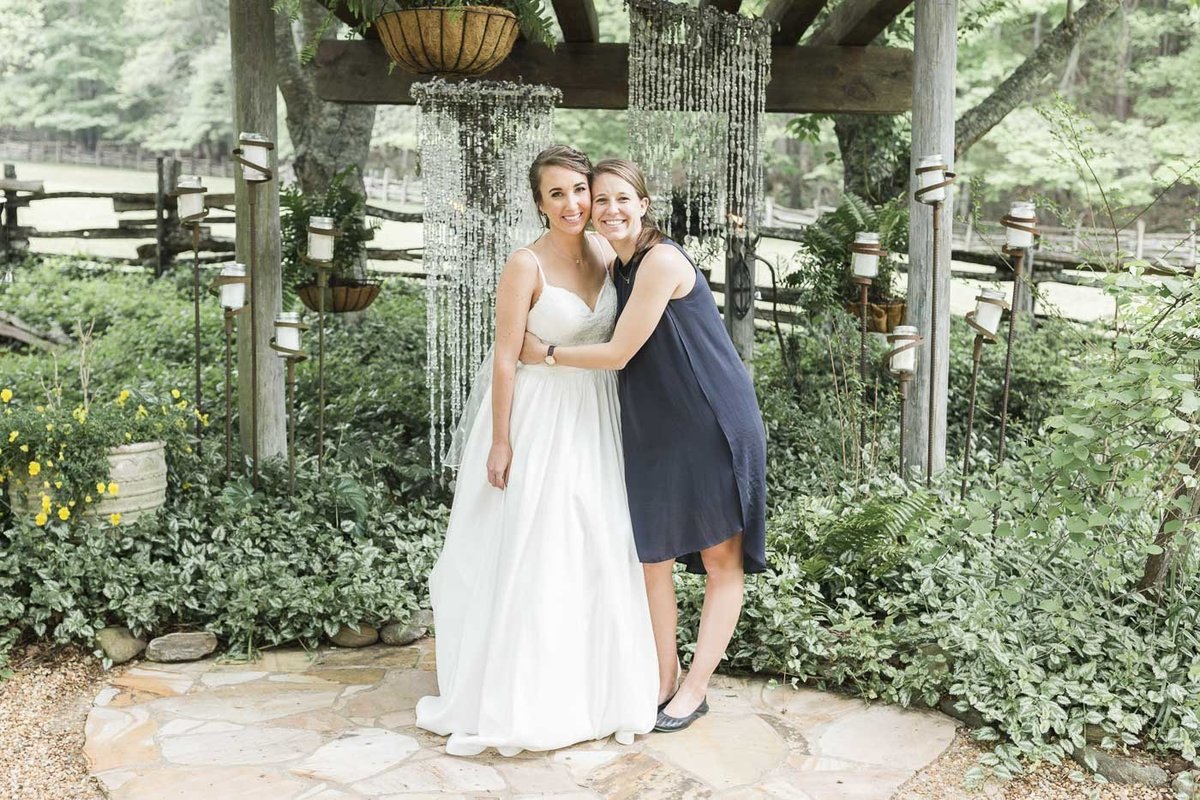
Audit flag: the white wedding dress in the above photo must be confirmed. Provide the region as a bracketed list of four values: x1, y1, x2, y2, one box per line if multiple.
[415, 252, 658, 756]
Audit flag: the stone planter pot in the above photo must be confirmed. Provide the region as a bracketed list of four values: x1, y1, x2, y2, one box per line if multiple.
[9, 441, 167, 524]
[375, 6, 519, 77]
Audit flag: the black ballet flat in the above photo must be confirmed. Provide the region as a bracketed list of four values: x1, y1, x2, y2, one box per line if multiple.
[657, 691, 676, 713]
[653, 696, 709, 733]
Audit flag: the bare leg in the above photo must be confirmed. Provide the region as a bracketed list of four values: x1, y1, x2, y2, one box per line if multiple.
[643, 559, 679, 705]
[663, 533, 744, 718]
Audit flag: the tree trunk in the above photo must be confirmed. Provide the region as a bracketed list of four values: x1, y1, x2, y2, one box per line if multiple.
[953, 0, 1122, 161]
[856, 0, 1122, 205]
[903, 0, 956, 479]
[230, 0, 287, 463]
[1139, 442, 1200, 592]
[274, 2, 376, 200]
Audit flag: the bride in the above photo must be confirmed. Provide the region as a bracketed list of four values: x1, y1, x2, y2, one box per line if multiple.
[414, 145, 658, 756]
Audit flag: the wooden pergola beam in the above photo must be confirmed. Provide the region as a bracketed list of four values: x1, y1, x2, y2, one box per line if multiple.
[807, 0, 914, 46]
[764, 0, 830, 45]
[314, 40, 912, 114]
[551, 0, 600, 42]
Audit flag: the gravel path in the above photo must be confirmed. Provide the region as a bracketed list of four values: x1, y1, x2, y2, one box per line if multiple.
[0, 646, 109, 800]
[0, 648, 1181, 799]
[900, 729, 1175, 799]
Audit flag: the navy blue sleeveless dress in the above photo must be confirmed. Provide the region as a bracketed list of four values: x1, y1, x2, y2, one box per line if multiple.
[614, 239, 767, 575]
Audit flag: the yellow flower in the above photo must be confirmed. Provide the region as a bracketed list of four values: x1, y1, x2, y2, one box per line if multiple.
[45, 423, 54, 431]
[19, 444, 28, 453]
[57, 506, 69, 521]
[108, 513, 121, 526]
[116, 390, 131, 407]
[68, 501, 75, 508]
[35, 405, 44, 413]
[7, 430, 17, 442]
[72, 407, 87, 423]
[171, 389, 181, 400]
[40, 495, 51, 512]
[96, 482, 106, 494]
[27, 461, 41, 476]
[107, 482, 119, 496]
[34, 512, 48, 527]
[85, 495, 93, 503]
[54, 480, 62, 489]
[42, 481, 49, 488]
[182, 482, 192, 490]
[45, 460, 53, 467]
[124, 432, 132, 441]
[0, 388, 11, 403]
[176, 399, 188, 410]
[136, 405, 148, 419]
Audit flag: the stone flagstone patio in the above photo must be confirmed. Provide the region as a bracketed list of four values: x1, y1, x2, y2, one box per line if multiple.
[83, 639, 958, 799]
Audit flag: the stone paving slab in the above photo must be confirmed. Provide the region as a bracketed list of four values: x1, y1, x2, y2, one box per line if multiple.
[84, 639, 958, 799]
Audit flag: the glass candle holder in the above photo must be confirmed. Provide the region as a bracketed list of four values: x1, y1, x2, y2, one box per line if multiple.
[890, 325, 920, 373]
[308, 216, 335, 262]
[1006, 201, 1037, 249]
[974, 288, 1006, 336]
[916, 154, 946, 203]
[239, 132, 271, 182]
[851, 232, 881, 279]
[219, 263, 246, 309]
[177, 175, 205, 220]
[275, 312, 302, 352]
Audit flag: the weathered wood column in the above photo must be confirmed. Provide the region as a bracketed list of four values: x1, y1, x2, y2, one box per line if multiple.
[724, 236, 757, 366]
[903, 0, 957, 476]
[230, 0, 286, 463]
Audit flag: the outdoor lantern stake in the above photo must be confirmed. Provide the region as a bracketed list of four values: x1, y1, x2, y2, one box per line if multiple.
[997, 201, 1039, 465]
[173, 175, 209, 456]
[960, 289, 1007, 498]
[304, 216, 338, 478]
[850, 232, 885, 457]
[914, 155, 955, 487]
[270, 313, 309, 497]
[213, 263, 248, 481]
[233, 132, 275, 489]
[884, 325, 922, 479]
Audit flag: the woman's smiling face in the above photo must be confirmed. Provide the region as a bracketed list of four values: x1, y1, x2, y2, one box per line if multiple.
[537, 165, 591, 234]
[590, 172, 648, 244]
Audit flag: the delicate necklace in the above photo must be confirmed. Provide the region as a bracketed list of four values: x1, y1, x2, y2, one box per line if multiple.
[616, 257, 634, 284]
[546, 236, 585, 268]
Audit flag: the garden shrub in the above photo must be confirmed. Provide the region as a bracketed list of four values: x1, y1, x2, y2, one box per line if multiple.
[3, 255, 1199, 783]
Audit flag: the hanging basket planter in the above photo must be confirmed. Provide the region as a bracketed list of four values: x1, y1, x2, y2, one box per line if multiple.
[843, 300, 907, 333]
[375, 6, 520, 77]
[297, 279, 383, 314]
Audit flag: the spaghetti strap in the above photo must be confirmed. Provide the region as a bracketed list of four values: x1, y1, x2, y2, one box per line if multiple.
[516, 247, 547, 289]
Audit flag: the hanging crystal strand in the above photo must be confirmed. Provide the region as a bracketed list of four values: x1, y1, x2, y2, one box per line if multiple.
[415, 79, 561, 471]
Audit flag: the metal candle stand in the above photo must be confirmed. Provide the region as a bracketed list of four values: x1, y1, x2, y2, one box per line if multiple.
[232, 134, 275, 489]
[209, 272, 249, 481]
[172, 182, 209, 455]
[996, 208, 1039, 465]
[269, 326, 309, 497]
[300, 220, 340, 479]
[960, 295, 1008, 499]
[883, 328, 924, 479]
[850, 237, 887, 455]
[914, 159, 955, 487]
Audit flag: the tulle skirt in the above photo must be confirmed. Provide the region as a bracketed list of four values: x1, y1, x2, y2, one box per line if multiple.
[415, 364, 658, 756]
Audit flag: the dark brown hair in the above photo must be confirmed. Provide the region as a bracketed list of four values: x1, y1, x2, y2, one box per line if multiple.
[592, 158, 666, 258]
[529, 145, 593, 227]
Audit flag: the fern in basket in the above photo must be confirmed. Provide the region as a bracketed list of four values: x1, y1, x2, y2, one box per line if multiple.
[788, 193, 909, 317]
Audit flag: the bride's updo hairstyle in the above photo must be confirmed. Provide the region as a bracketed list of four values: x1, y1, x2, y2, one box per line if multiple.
[529, 145, 594, 228]
[592, 159, 665, 259]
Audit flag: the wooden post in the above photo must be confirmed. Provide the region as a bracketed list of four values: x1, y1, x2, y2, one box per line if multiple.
[1135, 218, 1145, 260]
[1189, 220, 1197, 270]
[1, 164, 16, 262]
[230, 0, 287, 465]
[155, 157, 167, 277]
[903, 0, 957, 477]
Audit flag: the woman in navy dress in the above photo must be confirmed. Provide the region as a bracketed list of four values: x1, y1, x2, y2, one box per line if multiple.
[521, 159, 767, 732]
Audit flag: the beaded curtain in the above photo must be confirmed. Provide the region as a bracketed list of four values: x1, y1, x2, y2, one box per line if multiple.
[627, 0, 772, 254]
[413, 79, 561, 468]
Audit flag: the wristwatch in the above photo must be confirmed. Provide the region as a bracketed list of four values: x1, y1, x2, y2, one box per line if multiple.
[544, 344, 557, 366]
